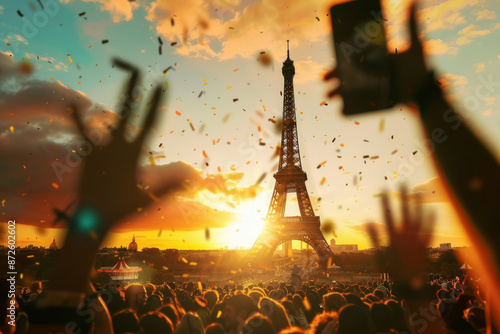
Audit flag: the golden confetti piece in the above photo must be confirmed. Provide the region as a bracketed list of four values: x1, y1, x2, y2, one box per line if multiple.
[303, 298, 311, 311]
[217, 166, 221, 172]
[320, 177, 326, 185]
[155, 155, 166, 159]
[226, 86, 231, 89]
[165, 81, 169, 89]
[9, 126, 14, 133]
[183, 273, 189, 277]
[163, 266, 169, 270]
[27, 255, 34, 258]
[148, 155, 156, 166]
[233, 68, 239, 72]
[379, 118, 385, 132]
[198, 282, 203, 291]
[181, 257, 188, 263]
[52, 182, 59, 189]
[316, 161, 327, 169]
[68, 56, 73, 63]
[222, 113, 231, 123]
[20, 273, 23, 279]
[217, 310, 222, 318]
[1, 199, 5, 207]
[148, 191, 160, 202]
[231, 270, 236, 274]
[370, 156, 379, 160]
[393, 171, 397, 179]
[229, 280, 234, 284]
[189, 262, 198, 266]
[205, 228, 210, 240]
[202, 150, 208, 158]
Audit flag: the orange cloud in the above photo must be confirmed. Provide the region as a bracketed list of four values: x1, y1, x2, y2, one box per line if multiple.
[474, 9, 496, 21]
[147, 0, 335, 60]
[411, 177, 449, 204]
[422, 39, 457, 56]
[62, 0, 139, 22]
[456, 24, 491, 45]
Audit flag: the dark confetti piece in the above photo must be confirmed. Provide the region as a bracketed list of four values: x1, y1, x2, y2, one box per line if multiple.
[17, 10, 24, 17]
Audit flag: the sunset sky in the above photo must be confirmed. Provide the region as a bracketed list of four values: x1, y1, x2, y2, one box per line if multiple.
[1, 0, 499, 252]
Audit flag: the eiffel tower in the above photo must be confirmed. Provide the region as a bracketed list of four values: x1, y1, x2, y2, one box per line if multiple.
[247, 41, 334, 270]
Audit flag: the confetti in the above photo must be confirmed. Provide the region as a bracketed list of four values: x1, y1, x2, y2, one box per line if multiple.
[158, 36, 163, 45]
[17, 10, 24, 17]
[52, 182, 59, 189]
[256, 172, 267, 185]
[320, 101, 326, 106]
[163, 66, 175, 74]
[205, 228, 210, 240]
[412, 151, 417, 155]
[175, 111, 181, 116]
[79, 12, 86, 16]
[320, 177, 326, 185]
[233, 98, 239, 102]
[370, 156, 379, 160]
[391, 150, 398, 155]
[1, 200, 5, 207]
[316, 161, 327, 169]
[9, 126, 14, 133]
[354, 121, 360, 125]
[233, 68, 239, 72]
[202, 150, 208, 158]
[379, 119, 385, 132]
[102, 39, 109, 44]
[198, 91, 205, 98]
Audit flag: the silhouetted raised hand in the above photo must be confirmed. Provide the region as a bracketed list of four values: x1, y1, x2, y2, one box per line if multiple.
[46, 58, 190, 296]
[325, 3, 428, 106]
[368, 186, 433, 289]
[68, 59, 187, 235]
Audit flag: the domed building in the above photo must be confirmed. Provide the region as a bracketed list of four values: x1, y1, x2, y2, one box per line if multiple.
[128, 234, 138, 252]
[49, 238, 58, 250]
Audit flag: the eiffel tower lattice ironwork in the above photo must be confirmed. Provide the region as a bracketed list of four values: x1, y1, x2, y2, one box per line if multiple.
[247, 41, 334, 269]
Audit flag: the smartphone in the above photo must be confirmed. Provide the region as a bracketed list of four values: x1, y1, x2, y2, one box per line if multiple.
[330, 0, 395, 114]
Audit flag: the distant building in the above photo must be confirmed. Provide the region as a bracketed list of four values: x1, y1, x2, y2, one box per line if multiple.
[330, 238, 358, 253]
[49, 238, 58, 250]
[128, 234, 138, 252]
[440, 243, 452, 250]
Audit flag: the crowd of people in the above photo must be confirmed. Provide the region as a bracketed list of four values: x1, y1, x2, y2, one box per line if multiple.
[11, 277, 487, 333]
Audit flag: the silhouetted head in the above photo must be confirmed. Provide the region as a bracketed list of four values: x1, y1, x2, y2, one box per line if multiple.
[338, 304, 369, 334]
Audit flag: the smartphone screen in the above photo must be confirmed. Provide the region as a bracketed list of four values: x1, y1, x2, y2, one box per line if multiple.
[330, 0, 395, 114]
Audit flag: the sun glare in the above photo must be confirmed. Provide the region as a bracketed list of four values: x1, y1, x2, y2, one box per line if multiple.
[230, 203, 265, 248]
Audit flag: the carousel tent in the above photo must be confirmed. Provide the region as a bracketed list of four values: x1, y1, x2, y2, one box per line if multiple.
[98, 257, 142, 280]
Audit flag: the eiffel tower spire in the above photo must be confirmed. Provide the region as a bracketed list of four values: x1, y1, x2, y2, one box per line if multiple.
[247, 42, 334, 269]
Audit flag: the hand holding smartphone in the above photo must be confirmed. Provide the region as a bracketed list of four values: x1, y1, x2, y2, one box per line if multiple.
[330, 0, 396, 114]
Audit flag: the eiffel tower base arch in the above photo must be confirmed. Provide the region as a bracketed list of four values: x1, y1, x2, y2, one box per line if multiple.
[247, 219, 334, 270]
